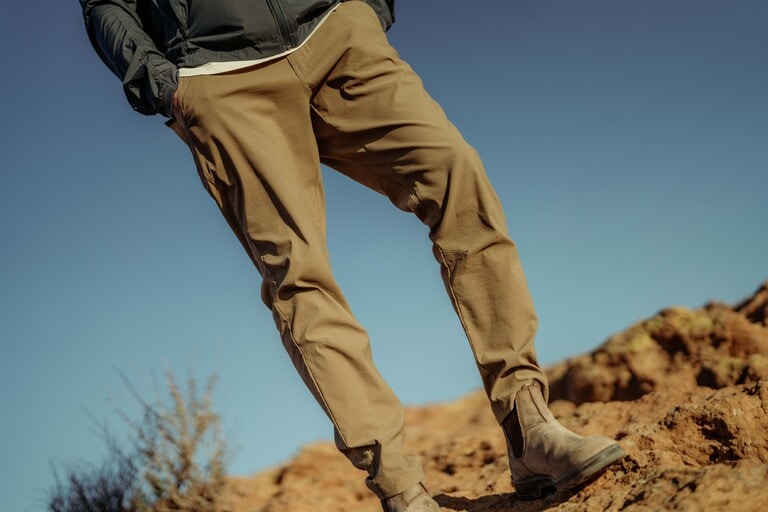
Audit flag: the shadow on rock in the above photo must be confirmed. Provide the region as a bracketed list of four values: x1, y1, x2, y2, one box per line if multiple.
[434, 489, 578, 512]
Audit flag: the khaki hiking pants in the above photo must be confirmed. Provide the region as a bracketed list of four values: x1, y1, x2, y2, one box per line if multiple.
[173, 0, 547, 499]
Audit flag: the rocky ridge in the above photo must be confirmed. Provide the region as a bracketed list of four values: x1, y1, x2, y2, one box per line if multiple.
[226, 282, 768, 511]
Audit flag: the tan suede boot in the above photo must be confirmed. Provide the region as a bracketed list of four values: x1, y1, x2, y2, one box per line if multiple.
[503, 380, 626, 500]
[382, 483, 440, 512]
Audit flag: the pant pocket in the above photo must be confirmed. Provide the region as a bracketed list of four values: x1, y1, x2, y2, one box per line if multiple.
[164, 118, 189, 144]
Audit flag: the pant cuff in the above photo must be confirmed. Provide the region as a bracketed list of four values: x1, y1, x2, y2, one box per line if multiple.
[365, 465, 425, 500]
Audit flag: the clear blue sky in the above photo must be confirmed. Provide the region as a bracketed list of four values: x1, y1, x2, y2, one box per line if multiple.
[2, 1, 766, 510]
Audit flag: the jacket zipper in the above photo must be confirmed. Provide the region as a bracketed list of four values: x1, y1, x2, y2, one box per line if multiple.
[266, 0, 296, 50]
[168, 1, 189, 37]
[166, 0, 189, 55]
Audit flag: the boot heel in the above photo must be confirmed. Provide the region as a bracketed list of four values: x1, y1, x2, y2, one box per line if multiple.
[513, 476, 556, 501]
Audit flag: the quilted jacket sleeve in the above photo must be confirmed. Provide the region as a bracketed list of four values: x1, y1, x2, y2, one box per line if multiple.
[80, 0, 177, 117]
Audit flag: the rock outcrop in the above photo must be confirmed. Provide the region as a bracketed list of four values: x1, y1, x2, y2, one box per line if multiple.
[226, 282, 768, 511]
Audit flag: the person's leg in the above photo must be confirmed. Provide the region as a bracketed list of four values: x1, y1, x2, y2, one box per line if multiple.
[291, 0, 545, 424]
[291, 1, 625, 498]
[173, 57, 423, 499]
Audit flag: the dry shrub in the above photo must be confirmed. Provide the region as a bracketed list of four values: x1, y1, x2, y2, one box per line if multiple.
[48, 371, 230, 512]
[48, 436, 138, 512]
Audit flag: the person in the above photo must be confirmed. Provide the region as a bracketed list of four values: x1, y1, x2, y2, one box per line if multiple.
[78, 1, 626, 510]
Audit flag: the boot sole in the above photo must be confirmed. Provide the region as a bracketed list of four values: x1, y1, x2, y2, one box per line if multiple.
[513, 443, 626, 501]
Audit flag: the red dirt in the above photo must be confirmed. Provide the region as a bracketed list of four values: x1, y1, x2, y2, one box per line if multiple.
[225, 282, 768, 511]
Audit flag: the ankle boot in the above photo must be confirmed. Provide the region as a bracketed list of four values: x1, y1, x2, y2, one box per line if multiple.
[381, 483, 440, 512]
[503, 380, 625, 500]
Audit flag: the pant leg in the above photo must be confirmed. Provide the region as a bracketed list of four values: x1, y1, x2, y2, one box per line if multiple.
[174, 56, 423, 498]
[288, 1, 549, 424]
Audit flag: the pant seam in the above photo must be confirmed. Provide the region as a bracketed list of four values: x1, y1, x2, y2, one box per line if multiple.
[436, 247, 494, 376]
[285, 53, 313, 98]
[271, 302, 352, 447]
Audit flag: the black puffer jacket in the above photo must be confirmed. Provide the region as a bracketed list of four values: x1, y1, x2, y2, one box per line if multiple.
[80, 0, 395, 117]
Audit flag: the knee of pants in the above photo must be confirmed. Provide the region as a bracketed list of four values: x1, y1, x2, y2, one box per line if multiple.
[409, 140, 489, 230]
